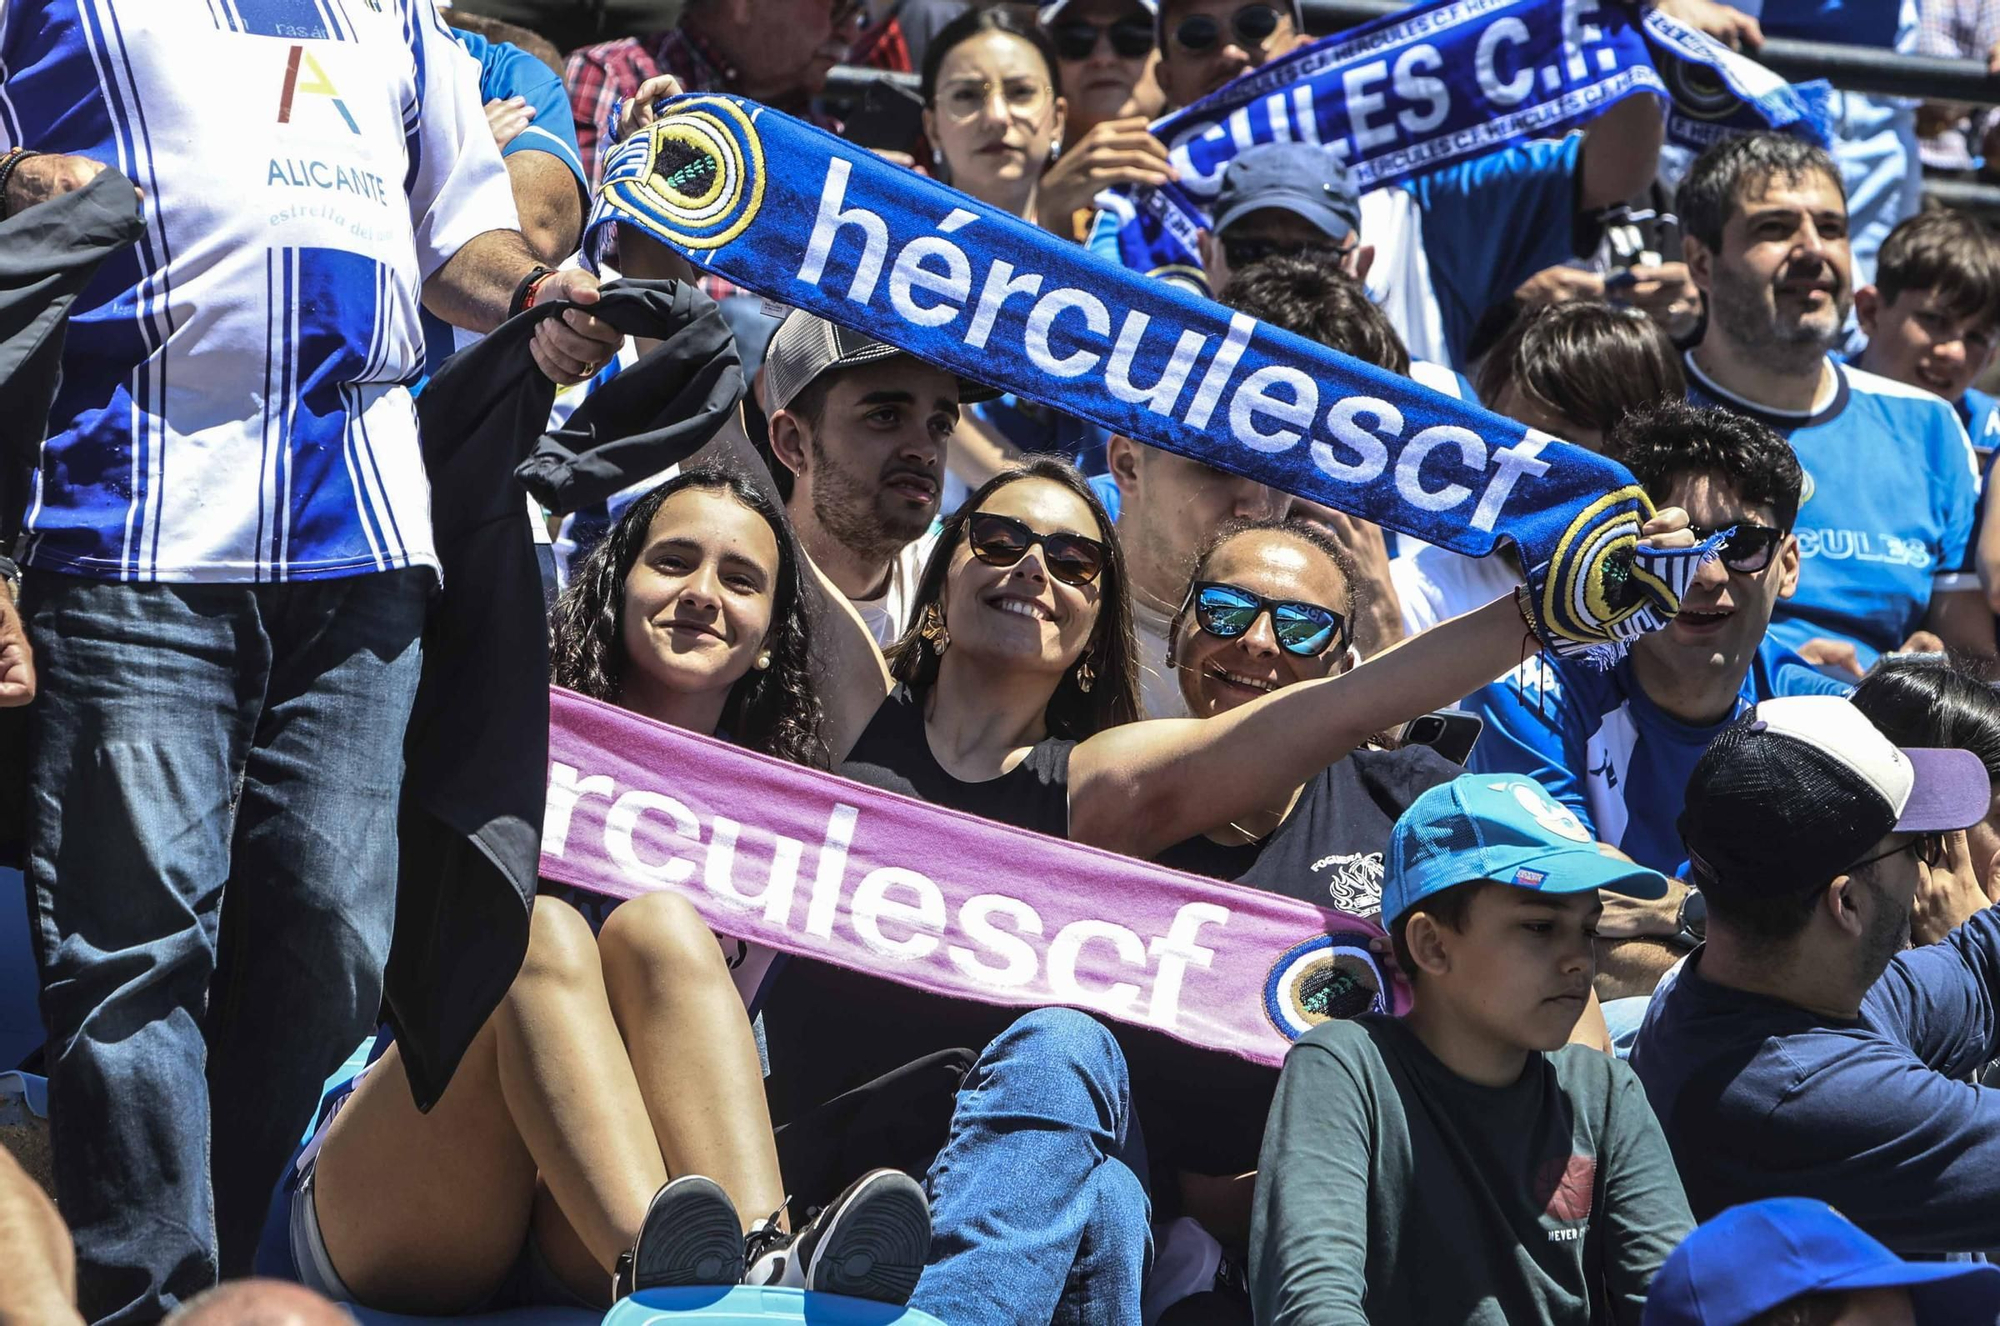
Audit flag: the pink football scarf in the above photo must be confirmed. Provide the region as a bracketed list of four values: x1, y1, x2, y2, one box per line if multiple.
[541, 687, 1409, 1068]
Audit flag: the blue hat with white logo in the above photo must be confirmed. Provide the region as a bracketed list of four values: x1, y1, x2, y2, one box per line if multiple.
[1643, 1198, 2000, 1326]
[1380, 774, 1667, 925]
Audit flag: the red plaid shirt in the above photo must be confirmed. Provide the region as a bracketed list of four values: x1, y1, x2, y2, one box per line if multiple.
[565, 23, 842, 187]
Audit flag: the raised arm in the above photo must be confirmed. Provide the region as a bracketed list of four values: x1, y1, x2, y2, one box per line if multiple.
[1068, 592, 1538, 858]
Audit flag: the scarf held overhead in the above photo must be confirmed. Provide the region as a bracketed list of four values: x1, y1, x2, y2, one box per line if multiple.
[541, 687, 1408, 1068]
[1103, 0, 1832, 282]
[586, 98, 1714, 654]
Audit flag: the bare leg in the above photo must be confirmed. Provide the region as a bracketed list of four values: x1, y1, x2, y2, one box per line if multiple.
[598, 893, 787, 1233]
[315, 897, 668, 1311]
[0, 1143, 81, 1326]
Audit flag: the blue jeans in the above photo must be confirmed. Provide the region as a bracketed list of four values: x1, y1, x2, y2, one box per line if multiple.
[913, 1008, 1154, 1326]
[24, 571, 428, 1323]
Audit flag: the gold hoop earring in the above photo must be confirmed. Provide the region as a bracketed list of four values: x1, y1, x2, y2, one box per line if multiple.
[1075, 653, 1096, 694]
[919, 602, 950, 654]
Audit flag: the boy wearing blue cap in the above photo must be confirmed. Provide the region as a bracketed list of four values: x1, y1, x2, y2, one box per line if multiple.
[1249, 773, 1694, 1326]
[1644, 1198, 2000, 1326]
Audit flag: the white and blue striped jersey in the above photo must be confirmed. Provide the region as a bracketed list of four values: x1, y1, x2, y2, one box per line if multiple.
[1464, 648, 1851, 875]
[0, 0, 517, 582]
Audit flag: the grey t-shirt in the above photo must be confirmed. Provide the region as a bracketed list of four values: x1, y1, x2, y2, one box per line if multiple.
[1251, 1015, 1691, 1326]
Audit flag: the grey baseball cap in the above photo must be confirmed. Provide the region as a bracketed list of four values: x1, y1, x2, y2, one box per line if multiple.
[1042, 0, 1157, 18]
[763, 310, 999, 414]
[1210, 141, 1362, 245]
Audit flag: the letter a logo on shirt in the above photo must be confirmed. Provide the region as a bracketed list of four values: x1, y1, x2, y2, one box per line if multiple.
[276, 45, 360, 135]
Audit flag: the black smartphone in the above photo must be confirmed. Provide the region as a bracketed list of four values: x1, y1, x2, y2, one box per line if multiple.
[1399, 710, 1484, 766]
[838, 77, 927, 155]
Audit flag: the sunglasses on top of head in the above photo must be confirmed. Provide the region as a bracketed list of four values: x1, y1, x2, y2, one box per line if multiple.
[966, 512, 1109, 587]
[1173, 3, 1285, 54]
[1183, 581, 1347, 656]
[1050, 14, 1157, 60]
[1690, 523, 1784, 574]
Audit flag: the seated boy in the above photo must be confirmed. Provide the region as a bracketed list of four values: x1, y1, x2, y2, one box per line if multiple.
[1249, 773, 1694, 1325]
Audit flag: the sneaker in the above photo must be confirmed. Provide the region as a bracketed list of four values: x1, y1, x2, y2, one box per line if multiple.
[613, 1174, 746, 1298]
[746, 1169, 931, 1304]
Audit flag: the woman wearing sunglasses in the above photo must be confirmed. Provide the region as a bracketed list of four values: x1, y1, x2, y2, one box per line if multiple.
[1034, 0, 1174, 240]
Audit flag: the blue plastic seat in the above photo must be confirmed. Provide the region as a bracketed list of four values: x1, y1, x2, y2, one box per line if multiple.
[345, 1287, 946, 1325]
[604, 1287, 947, 1326]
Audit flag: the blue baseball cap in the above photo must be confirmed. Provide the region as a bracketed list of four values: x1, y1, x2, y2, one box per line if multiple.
[1210, 141, 1362, 245]
[1380, 774, 1667, 926]
[1644, 1199, 2000, 1326]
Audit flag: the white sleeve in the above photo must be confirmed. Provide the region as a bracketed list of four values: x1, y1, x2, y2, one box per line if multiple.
[403, 0, 519, 281]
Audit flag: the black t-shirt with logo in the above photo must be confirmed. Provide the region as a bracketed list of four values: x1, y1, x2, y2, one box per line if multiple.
[1156, 746, 1461, 920]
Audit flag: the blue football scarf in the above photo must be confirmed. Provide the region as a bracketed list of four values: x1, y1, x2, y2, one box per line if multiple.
[1104, 0, 1833, 283]
[584, 98, 1716, 657]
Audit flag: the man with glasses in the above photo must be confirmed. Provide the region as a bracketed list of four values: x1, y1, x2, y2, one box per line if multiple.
[1465, 401, 1847, 1000]
[1153, 0, 1304, 108]
[1629, 694, 2000, 1253]
[1035, 0, 1171, 237]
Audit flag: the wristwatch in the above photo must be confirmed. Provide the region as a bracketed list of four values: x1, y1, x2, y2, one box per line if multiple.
[1674, 887, 1707, 948]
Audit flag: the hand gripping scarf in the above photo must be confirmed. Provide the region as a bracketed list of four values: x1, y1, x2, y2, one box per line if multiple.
[585, 98, 1718, 656]
[1101, 0, 1832, 284]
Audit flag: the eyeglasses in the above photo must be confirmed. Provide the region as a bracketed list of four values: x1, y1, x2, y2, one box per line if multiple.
[1050, 15, 1157, 60]
[1172, 4, 1285, 54]
[935, 77, 1056, 124]
[966, 512, 1109, 586]
[1221, 236, 1353, 270]
[1848, 833, 1947, 875]
[1183, 581, 1348, 656]
[1690, 523, 1784, 574]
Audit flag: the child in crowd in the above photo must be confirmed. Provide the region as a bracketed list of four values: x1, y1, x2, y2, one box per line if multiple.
[1250, 773, 1693, 1325]
[1852, 207, 2000, 461]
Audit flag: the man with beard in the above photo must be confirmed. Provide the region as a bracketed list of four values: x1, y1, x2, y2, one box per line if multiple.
[1678, 134, 1992, 671]
[1629, 696, 2000, 1252]
[766, 311, 983, 644]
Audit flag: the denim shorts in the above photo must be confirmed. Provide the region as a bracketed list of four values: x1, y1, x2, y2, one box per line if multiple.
[286, 1152, 599, 1312]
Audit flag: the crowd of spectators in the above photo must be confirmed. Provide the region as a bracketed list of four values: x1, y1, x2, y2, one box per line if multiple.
[12, 0, 2000, 1324]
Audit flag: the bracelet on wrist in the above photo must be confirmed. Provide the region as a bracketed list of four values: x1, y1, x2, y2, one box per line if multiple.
[508, 264, 554, 320]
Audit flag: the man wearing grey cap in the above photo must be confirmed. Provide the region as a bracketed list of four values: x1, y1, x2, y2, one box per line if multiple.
[1630, 694, 2000, 1254]
[764, 309, 993, 644]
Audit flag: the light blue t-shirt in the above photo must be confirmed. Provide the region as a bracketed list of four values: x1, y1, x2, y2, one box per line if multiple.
[1087, 139, 1586, 370]
[1465, 646, 1850, 875]
[1686, 354, 1980, 665]
[420, 29, 586, 374]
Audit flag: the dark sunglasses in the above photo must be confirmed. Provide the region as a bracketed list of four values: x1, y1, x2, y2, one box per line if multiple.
[1173, 3, 1284, 54]
[1848, 833, 1947, 875]
[1691, 523, 1784, 574]
[1221, 236, 1353, 270]
[966, 512, 1109, 587]
[1050, 15, 1156, 60]
[1184, 581, 1347, 656]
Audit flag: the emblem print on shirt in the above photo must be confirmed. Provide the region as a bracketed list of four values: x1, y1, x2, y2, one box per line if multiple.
[1535, 1153, 1598, 1225]
[1311, 851, 1384, 915]
[276, 45, 360, 135]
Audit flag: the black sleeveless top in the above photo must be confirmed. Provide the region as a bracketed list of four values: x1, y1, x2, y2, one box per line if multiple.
[1153, 745, 1461, 918]
[839, 684, 1075, 838]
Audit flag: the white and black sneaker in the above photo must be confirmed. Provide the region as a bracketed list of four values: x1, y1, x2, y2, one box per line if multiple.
[612, 1174, 746, 1298]
[744, 1169, 931, 1304]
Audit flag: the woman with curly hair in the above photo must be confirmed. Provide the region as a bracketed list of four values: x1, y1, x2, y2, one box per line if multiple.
[272, 468, 929, 1315]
